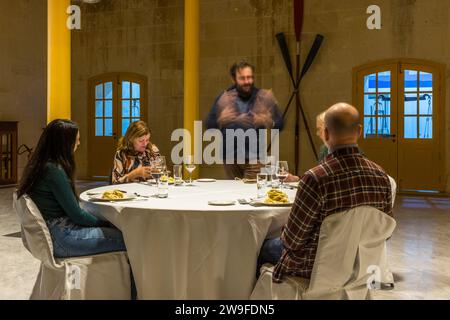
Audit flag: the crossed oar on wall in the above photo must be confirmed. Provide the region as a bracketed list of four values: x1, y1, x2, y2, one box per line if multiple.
[270, 0, 324, 175]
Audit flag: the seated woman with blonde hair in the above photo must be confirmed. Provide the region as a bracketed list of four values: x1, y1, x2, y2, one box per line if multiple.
[112, 121, 160, 184]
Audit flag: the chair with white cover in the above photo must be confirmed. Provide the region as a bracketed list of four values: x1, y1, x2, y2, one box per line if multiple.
[13, 192, 131, 300]
[251, 206, 396, 300]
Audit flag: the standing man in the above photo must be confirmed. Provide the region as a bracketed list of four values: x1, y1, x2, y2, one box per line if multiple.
[206, 60, 284, 180]
[257, 102, 394, 282]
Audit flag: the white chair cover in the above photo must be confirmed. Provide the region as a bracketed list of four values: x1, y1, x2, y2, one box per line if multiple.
[251, 206, 396, 300]
[13, 192, 131, 300]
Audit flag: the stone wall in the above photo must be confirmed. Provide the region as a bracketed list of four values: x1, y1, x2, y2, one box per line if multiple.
[0, 0, 47, 180]
[69, 0, 449, 191]
[71, 0, 184, 178]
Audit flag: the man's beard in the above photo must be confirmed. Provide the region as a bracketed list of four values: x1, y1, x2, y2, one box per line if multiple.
[236, 84, 254, 100]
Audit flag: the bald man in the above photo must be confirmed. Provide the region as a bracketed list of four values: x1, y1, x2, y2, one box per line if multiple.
[257, 103, 394, 282]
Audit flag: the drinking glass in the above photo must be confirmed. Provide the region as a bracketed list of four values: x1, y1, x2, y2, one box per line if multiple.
[157, 171, 169, 198]
[151, 157, 164, 186]
[173, 165, 183, 186]
[256, 173, 268, 199]
[184, 155, 196, 186]
[265, 165, 278, 188]
[276, 161, 289, 191]
[159, 156, 167, 171]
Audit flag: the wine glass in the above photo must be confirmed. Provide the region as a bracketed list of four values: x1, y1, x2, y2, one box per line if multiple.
[150, 157, 164, 186]
[159, 156, 167, 171]
[276, 161, 289, 192]
[184, 155, 196, 186]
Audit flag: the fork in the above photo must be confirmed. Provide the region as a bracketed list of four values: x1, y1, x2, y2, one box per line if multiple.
[134, 193, 151, 199]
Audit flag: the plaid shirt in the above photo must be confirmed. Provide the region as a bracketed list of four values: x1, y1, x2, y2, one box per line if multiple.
[272, 146, 393, 282]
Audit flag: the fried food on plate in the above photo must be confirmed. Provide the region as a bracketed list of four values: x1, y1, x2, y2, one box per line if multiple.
[102, 190, 125, 200]
[264, 189, 290, 204]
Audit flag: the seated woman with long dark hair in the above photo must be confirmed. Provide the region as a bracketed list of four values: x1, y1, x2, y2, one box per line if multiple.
[16, 119, 126, 258]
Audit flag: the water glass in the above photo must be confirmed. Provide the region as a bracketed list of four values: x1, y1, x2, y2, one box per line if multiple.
[257, 173, 268, 198]
[173, 165, 183, 185]
[157, 171, 169, 198]
[265, 165, 278, 188]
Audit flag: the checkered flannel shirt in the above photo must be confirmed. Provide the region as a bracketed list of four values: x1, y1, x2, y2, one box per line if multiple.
[272, 146, 393, 282]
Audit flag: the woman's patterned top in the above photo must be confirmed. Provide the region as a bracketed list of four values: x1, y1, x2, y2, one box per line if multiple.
[112, 145, 160, 184]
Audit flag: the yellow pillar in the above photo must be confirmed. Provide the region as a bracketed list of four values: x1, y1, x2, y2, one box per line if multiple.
[184, 0, 200, 178]
[47, 0, 71, 122]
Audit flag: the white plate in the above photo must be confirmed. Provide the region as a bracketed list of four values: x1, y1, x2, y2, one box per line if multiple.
[250, 199, 293, 207]
[197, 178, 216, 183]
[208, 200, 236, 206]
[146, 179, 175, 185]
[89, 193, 136, 202]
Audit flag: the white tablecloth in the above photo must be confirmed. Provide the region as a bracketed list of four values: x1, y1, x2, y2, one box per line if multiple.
[80, 180, 295, 300]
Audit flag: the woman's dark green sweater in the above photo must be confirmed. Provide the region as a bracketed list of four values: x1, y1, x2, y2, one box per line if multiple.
[29, 163, 101, 227]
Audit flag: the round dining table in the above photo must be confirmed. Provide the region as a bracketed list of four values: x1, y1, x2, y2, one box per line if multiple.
[80, 180, 297, 300]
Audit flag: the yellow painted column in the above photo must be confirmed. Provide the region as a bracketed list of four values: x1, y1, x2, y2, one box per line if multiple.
[48, 0, 71, 122]
[184, 0, 200, 178]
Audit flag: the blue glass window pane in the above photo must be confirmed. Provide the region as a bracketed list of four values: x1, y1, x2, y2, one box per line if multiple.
[364, 74, 376, 93]
[104, 119, 113, 137]
[105, 82, 113, 99]
[378, 94, 391, 116]
[132, 118, 140, 124]
[132, 83, 140, 99]
[404, 117, 417, 139]
[419, 94, 433, 115]
[405, 94, 418, 115]
[378, 71, 391, 93]
[405, 70, 418, 92]
[364, 117, 376, 138]
[419, 117, 432, 139]
[122, 119, 131, 137]
[95, 101, 103, 117]
[419, 72, 433, 92]
[122, 81, 130, 99]
[95, 84, 103, 99]
[122, 100, 130, 117]
[378, 117, 390, 136]
[105, 100, 113, 117]
[131, 100, 140, 117]
[364, 94, 376, 115]
[95, 119, 103, 136]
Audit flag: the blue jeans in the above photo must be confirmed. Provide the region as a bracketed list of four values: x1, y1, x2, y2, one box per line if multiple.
[46, 217, 136, 299]
[257, 237, 283, 277]
[46, 217, 126, 258]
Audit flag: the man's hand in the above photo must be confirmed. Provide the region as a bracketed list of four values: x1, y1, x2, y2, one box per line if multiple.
[284, 173, 300, 183]
[236, 113, 254, 128]
[217, 108, 238, 128]
[251, 111, 272, 128]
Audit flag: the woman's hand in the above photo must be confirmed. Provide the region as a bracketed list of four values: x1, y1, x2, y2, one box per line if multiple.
[129, 166, 152, 181]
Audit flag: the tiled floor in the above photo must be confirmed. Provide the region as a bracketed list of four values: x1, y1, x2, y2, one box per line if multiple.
[1, 183, 449, 300]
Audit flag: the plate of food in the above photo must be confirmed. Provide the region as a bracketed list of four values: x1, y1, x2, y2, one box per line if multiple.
[197, 178, 216, 183]
[89, 190, 136, 202]
[147, 176, 175, 185]
[160, 175, 175, 184]
[251, 189, 293, 207]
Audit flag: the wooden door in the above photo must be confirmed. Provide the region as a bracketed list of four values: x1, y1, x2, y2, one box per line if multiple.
[355, 65, 399, 180]
[398, 64, 443, 191]
[354, 59, 445, 192]
[88, 73, 147, 179]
